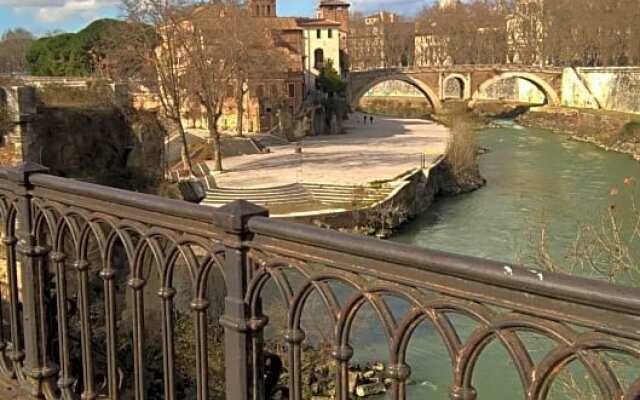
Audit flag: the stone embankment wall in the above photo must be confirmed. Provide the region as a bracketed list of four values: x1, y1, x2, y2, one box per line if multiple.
[286, 168, 437, 236]
[561, 67, 640, 114]
[287, 158, 485, 237]
[358, 96, 433, 118]
[0, 84, 166, 188]
[517, 107, 640, 160]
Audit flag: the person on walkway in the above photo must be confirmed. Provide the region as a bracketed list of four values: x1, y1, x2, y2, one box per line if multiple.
[370, 115, 374, 125]
[363, 114, 368, 125]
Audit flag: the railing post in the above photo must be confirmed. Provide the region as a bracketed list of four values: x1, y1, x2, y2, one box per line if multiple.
[217, 200, 269, 400]
[7, 162, 55, 398]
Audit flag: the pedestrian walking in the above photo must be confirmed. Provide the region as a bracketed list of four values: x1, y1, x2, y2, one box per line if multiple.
[370, 115, 374, 125]
[363, 114, 368, 125]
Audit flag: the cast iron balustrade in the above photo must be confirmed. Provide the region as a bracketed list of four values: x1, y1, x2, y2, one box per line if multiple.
[0, 163, 638, 400]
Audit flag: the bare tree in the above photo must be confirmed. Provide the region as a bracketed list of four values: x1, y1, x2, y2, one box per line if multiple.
[228, 16, 287, 137]
[416, 1, 508, 65]
[178, 3, 238, 172]
[348, 13, 386, 70]
[383, 18, 415, 67]
[119, 0, 195, 174]
[541, 0, 640, 66]
[0, 28, 34, 74]
[533, 177, 639, 285]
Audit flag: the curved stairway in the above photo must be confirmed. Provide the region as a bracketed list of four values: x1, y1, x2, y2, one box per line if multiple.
[200, 182, 393, 211]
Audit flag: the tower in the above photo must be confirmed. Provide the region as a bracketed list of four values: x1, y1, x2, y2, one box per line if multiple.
[316, 0, 351, 33]
[248, 0, 276, 17]
[439, 0, 456, 9]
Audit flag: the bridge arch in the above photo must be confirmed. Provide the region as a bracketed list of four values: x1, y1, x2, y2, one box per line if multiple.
[351, 74, 443, 114]
[472, 72, 560, 106]
[443, 73, 469, 100]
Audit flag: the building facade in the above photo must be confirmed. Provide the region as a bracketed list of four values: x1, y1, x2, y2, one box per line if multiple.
[301, 20, 343, 90]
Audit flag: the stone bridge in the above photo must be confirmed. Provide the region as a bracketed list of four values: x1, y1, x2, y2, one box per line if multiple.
[349, 65, 564, 113]
[0, 85, 37, 164]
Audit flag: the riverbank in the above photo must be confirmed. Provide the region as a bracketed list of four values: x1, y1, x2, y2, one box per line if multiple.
[515, 106, 640, 161]
[199, 114, 463, 236]
[360, 96, 640, 161]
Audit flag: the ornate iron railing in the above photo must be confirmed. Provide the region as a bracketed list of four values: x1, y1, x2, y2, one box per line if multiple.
[0, 163, 638, 400]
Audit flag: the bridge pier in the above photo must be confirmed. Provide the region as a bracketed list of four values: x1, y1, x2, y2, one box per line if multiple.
[1, 86, 38, 165]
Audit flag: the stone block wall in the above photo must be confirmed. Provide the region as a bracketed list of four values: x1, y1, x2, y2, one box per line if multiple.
[0, 86, 38, 165]
[562, 67, 640, 114]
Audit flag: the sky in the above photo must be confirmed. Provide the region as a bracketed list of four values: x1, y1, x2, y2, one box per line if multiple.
[0, 0, 433, 36]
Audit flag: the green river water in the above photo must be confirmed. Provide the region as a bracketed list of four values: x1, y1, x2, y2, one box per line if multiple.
[355, 121, 640, 399]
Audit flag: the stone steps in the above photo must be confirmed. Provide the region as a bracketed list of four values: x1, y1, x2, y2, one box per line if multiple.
[201, 182, 393, 210]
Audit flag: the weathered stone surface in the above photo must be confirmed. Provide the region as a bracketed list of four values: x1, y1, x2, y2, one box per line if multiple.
[355, 382, 386, 397]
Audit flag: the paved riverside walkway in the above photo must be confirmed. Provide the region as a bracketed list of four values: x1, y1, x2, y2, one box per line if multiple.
[207, 113, 449, 189]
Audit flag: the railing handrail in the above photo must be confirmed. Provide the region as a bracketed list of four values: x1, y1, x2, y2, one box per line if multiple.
[1, 164, 639, 400]
[248, 216, 640, 317]
[0, 167, 252, 235]
[29, 173, 219, 223]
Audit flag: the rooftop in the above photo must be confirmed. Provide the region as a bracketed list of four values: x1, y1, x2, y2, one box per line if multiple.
[319, 0, 351, 7]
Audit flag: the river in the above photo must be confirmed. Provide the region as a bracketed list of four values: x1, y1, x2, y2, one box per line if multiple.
[353, 121, 640, 399]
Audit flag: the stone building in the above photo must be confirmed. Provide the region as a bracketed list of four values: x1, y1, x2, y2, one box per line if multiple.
[249, 0, 277, 17]
[316, 0, 350, 37]
[178, 0, 348, 134]
[300, 19, 343, 88]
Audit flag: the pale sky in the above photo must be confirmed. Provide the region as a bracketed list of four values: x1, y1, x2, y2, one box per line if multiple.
[0, 0, 433, 36]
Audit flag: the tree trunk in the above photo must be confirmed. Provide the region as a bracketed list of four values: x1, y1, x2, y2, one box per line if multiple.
[235, 93, 245, 137]
[235, 80, 246, 137]
[176, 118, 195, 175]
[208, 114, 223, 172]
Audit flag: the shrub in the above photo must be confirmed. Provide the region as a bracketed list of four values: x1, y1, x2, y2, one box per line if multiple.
[316, 60, 347, 96]
[446, 117, 478, 178]
[26, 19, 127, 76]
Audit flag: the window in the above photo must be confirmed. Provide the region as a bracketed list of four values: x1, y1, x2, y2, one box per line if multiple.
[316, 29, 321, 39]
[266, 5, 271, 16]
[314, 48, 324, 69]
[328, 29, 333, 39]
[288, 83, 296, 98]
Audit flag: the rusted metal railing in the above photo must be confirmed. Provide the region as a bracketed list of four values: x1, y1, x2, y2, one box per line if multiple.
[0, 162, 638, 400]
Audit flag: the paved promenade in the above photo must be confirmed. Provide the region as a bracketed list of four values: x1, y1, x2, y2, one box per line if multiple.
[207, 113, 449, 188]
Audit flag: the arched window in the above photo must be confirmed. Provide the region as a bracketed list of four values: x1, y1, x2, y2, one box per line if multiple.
[314, 48, 324, 70]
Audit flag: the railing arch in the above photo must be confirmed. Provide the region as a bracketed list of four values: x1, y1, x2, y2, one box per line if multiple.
[0, 163, 637, 400]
